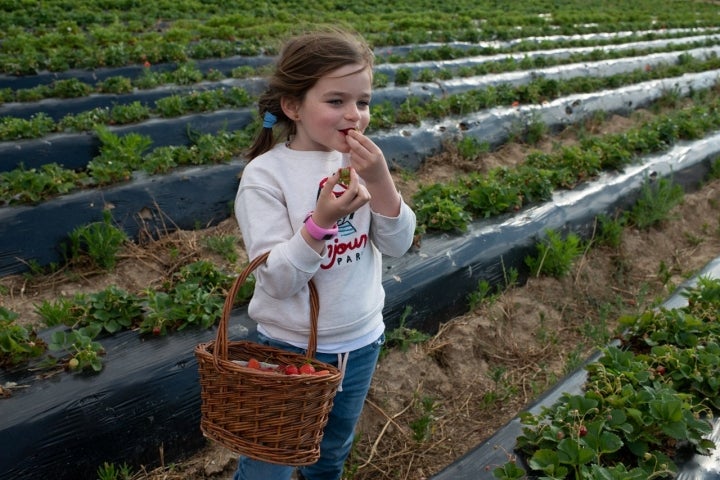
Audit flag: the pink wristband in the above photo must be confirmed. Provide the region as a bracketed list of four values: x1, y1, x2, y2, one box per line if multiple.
[303, 212, 338, 241]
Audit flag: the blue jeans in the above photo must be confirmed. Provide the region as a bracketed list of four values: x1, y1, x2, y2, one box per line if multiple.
[232, 332, 384, 480]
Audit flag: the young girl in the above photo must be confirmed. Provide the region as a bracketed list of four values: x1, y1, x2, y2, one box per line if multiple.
[232, 28, 416, 480]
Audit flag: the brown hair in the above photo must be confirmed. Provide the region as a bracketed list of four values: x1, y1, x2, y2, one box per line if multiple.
[246, 27, 375, 160]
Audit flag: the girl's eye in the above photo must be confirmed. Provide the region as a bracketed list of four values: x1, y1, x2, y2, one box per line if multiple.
[358, 101, 370, 109]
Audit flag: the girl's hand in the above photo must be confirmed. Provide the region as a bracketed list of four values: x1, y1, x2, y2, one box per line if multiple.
[313, 167, 370, 227]
[345, 129, 402, 217]
[345, 129, 391, 184]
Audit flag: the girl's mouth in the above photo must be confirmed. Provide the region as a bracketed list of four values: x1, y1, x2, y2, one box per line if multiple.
[340, 127, 357, 136]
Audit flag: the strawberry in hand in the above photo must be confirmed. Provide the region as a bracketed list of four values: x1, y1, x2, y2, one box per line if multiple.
[338, 167, 352, 187]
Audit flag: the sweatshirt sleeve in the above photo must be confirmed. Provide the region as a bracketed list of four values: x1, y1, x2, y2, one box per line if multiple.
[235, 175, 322, 300]
[369, 198, 416, 258]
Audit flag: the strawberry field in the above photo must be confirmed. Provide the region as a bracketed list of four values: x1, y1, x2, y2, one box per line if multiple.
[2, 1, 720, 479]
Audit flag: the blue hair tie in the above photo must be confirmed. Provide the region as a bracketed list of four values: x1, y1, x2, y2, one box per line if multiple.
[263, 111, 277, 129]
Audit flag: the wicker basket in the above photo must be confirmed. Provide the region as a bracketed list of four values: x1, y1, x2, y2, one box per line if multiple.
[194, 252, 343, 466]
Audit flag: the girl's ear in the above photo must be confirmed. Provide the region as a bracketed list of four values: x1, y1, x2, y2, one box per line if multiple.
[280, 96, 300, 121]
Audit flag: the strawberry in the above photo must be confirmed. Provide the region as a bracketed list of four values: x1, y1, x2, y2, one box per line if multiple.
[247, 358, 261, 370]
[578, 425, 588, 437]
[312, 370, 330, 376]
[338, 167, 351, 186]
[284, 365, 299, 375]
[299, 363, 316, 375]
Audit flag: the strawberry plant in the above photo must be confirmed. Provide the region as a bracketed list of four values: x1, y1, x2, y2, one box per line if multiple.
[0, 307, 45, 367]
[108, 101, 151, 125]
[87, 127, 153, 184]
[97, 76, 133, 95]
[57, 107, 112, 131]
[76, 286, 144, 334]
[0, 113, 54, 140]
[410, 90, 720, 235]
[140, 260, 237, 335]
[0, 163, 85, 205]
[48, 324, 105, 372]
[495, 277, 720, 479]
[51, 78, 94, 98]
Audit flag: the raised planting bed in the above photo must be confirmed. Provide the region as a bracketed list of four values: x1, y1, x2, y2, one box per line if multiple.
[2, 74, 719, 277]
[0, 55, 274, 92]
[429, 256, 720, 480]
[3, 45, 719, 173]
[0, 132, 717, 479]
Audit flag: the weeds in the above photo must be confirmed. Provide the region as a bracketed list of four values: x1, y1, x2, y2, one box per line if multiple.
[629, 176, 684, 229]
[64, 210, 128, 270]
[96, 461, 133, 480]
[525, 229, 584, 278]
[456, 135, 490, 160]
[410, 395, 439, 442]
[382, 306, 431, 359]
[203, 234, 239, 264]
[467, 279, 495, 310]
[595, 213, 626, 249]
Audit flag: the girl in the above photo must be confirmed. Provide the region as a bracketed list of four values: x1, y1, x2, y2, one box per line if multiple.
[232, 28, 416, 480]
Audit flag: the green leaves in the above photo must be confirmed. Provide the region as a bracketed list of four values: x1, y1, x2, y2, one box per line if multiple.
[581, 421, 623, 456]
[492, 461, 526, 480]
[500, 277, 720, 479]
[65, 210, 128, 270]
[0, 162, 85, 206]
[528, 449, 570, 478]
[0, 307, 45, 366]
[525, 229, 584, 278]
[49, 324, 104, 372]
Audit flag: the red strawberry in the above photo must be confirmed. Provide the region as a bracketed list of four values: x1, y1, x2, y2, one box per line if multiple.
[299, 363, 316, 375]
[578, 425, 588, 437]
[247, 358, 261, 370]
[284, 365, 299, 375]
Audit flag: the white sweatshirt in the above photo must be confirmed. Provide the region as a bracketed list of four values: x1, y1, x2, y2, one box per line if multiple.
[235, 143, 416, 352]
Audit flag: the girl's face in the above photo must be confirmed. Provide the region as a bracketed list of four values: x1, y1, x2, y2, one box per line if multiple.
[284, 63, 372, 153]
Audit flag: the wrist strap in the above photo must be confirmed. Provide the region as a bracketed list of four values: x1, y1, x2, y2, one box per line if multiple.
[304, 212, 338, 241]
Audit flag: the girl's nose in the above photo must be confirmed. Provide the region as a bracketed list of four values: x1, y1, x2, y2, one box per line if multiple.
[345, 104, 360, 121]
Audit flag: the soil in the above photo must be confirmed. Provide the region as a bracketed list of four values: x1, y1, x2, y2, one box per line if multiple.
[1, 111, 720, 479]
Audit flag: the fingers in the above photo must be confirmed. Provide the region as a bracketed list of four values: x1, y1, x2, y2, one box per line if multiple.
[346, 131, 380, 171]
[336, 167, 371, 206]
[315, 168, 370, 225]
[346, 129, 378, 158]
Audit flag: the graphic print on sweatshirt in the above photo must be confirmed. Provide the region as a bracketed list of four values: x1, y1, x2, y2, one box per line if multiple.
[317, 174, 368, 270]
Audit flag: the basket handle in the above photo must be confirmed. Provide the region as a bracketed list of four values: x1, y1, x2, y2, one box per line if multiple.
[214, 251, 320, 362]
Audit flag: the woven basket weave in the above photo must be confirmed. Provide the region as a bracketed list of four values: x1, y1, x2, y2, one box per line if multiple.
[194, 252, 342, 466]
